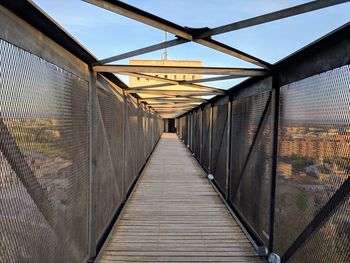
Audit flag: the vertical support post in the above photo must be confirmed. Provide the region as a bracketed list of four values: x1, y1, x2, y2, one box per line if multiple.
[209, 104, 213, 173]
[122, 91, 127, 201]
[187, 114, 190, 148]
[269, 74, 280, 253]
[225, 97, 232, 200]
[88, 70, 97, 261]
[199, 108, 204, 164]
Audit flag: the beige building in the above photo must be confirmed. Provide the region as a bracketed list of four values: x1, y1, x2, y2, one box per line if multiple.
[128, 59, 204, 118]
[129, 59, 202, 90]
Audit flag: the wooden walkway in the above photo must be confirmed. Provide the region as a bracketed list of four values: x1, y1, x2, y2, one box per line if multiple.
[97, 133, 264, 263]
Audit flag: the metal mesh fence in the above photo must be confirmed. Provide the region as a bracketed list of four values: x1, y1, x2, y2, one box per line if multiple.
[0, 39, 90, 263]
[184, 115, 189, 146]
[288, 197, 350, 263]
[124, 96, 140, 193]
[274, 65, 350, 261]
[201, 104, 211, 172]
[177, 64, 349, 262]
[0, 38, 162, 262]
[95, 77, 124, 243]
[211, 97, 229, 195]
[230, 90, 272, 246]
[137, 104, 146, 171]
[194, 109, 202, 160]
[188, 113, 193, 150]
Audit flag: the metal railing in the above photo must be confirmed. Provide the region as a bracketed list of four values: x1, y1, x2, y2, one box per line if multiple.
[177, 24, 350, 263]
[0, 1, 349, 263]
[0, 4, 162, 263]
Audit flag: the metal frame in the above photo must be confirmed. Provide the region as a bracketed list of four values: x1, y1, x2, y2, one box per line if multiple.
[94, 38, 189, 65]
[281, 177, 350, 262]
[83, 0, 271, 68]
[199, 0, 349, 38]
[94, 64, 269, 75]
[268, 75, 280, 253]
[1, 1, 350, 262]
[88, 70, 98, 260]
[84, 0, 348, 116]
[3, 0, 347, 117]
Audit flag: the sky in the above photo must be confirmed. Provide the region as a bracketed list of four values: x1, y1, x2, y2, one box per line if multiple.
[32, 0, 350, 89]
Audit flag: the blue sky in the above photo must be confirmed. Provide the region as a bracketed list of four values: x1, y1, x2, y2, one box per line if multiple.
[32, 0, 350, 88]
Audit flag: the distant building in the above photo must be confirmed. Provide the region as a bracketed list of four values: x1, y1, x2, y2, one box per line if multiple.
[129, 59, 203, 93]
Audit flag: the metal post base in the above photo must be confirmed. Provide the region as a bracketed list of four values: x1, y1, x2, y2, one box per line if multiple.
[268, 253, 281, 263]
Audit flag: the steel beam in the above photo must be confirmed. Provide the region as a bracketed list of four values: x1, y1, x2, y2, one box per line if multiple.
[183, 75, 245, 84]
[0, 117, 80, 261]
[199, 0, 350, 38]
[281, 177, 350, 262]
[83, 0, 274, 68]
[138, 92, 216, 97]
[153, 107, 195, 111]
[126, 89, 222, 96]
[83, 0, 193, 40]
[119, 72, 224, 92]
[94, 65, 270, 76]
[119, 71, 179, 84]
[128, 75, 245, 90]
[139, 97, 207, 103]
[95, 38, 189, 65]
[151, 104, 200, 108]
[194, 38, 272, 69]
[269, 75, 280, 252]
[129, 85, 224, 93]
[147, 102, 202, 106]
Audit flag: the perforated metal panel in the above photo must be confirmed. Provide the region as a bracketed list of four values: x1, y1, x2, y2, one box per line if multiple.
[188, 113, 193, 150]
[201, 104, 211, 172]
[124, 96, 139, 193]
[230, 90, 272, 246]
[146, 110, 153, 157]
[95, 77, 124, 243]
[274, 65, 350, 262]
[137, 104, 146, 171]
[0, 39, 89, 263]
[211, 97, 229, 195]
[184, 115, 189, 146]
[288, 198, 350, 263]
[194, 109, 202, 160]
[142, 107, 148, 162]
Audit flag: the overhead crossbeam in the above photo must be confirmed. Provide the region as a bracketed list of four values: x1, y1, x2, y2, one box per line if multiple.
[139, 97, 207, 103]
[127, 89, 222, 96]
[194, 38, 271, 68]
[130, 85, 223, 93]
[154, 109, 193, 112]
[136, 92, 217, 97]
[94, 38, 189, 65]
[152, 106, 198, 110]
[83, 0, 193, 40]
[94, 65, 269, 76]
[151, 103, 198, 106]
[119, 71, 178, 84]
[129, 75, 245, 90]
[84, 0, 272, 68]
[118, 72, 224, 92]
[199, 0, 350, 38]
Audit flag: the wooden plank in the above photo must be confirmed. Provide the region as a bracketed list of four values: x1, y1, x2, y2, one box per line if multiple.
[96, 133, 264, 262]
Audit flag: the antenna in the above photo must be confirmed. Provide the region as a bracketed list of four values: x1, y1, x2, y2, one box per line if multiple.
[161, 31, 168, 60]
